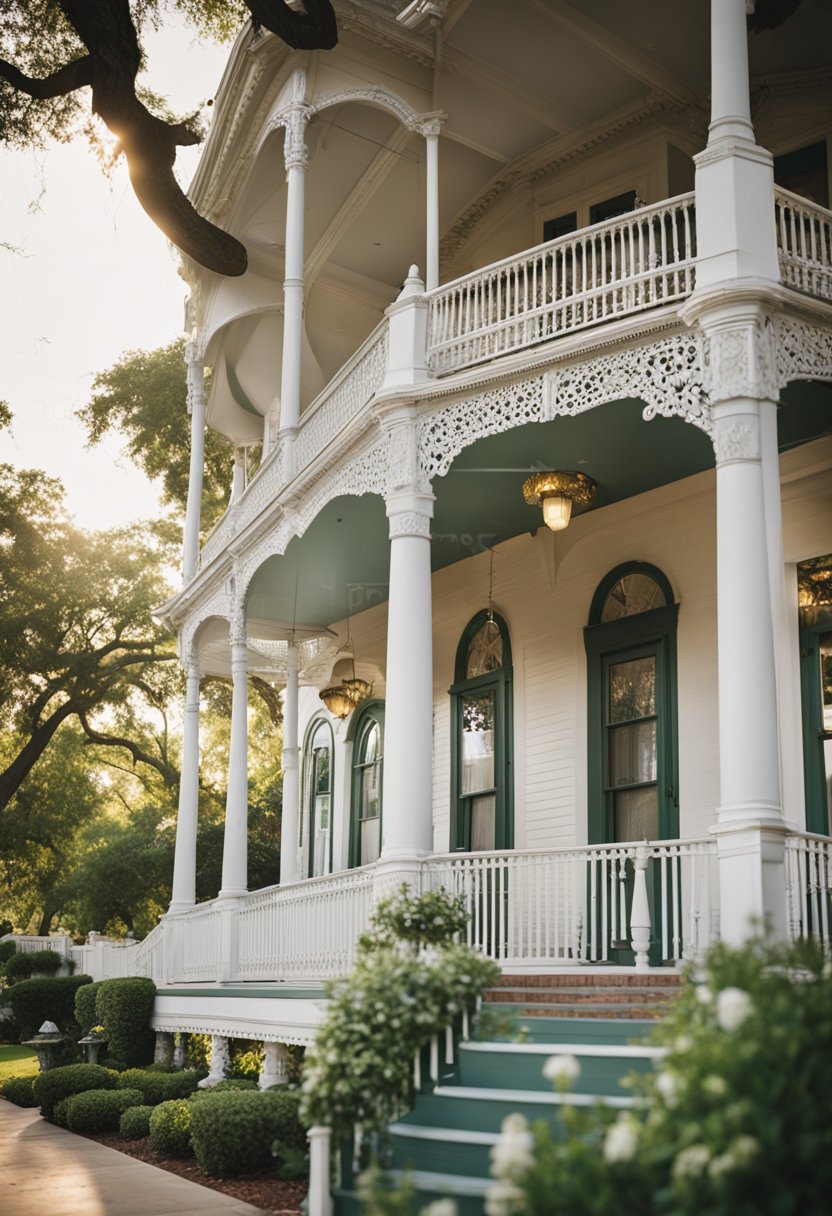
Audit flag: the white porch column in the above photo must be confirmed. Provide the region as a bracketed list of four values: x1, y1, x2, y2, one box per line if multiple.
[423, 119, 441, 292]
[280, 640, 300, 885]
[169, 658, 201, 913]
[381, 476, 435, 858]
[709, 0, 754, 143]
[220, 609, 249, 898]
[707, 308, 788, 942]
[182, 343, 206, 583]
[259, 1041, 290, 1090]
[279, 98, 313, 479]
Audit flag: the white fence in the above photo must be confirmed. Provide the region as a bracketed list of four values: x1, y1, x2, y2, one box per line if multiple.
[786, 832, 832, 948]
[0, 933, 73, 958]
[775, 187, 832, 302]
[423, 838, 718, 966]
[427, 193, 696, 375]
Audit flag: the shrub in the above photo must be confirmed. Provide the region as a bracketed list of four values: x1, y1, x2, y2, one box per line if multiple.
[75, 981, 105, 1035]
[7, 974, 93, 1041]
[229, 1039, 263, 1081]
[190, 1077, 258, 1098]
[33, 1063, 117, 1120]
[95, 978, 156, 1067]
[120, 1104, 154, 1140]
[190, 1089, 307, 1177]
[1, 1074, 37, 1106]
[26, 949, 64, 976]
[116, 1068, 201, 1105]
[52, 1096, 73, 1128]
[149, 1098, 194, 1158]
[104, 1058, 129, 1072]
[0, 941, 16, 965]
[66, 1087, 145, 1134]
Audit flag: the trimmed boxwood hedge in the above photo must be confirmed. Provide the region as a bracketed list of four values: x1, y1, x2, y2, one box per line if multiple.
[0, 941, 17, 965]
[149, 1099, 194, 1158]
[66, 1087, 145, 1134]
[7, 974, 93, 1041]
[120, 1104, 154, 1140]
[52, 1096, 73, 1128]
[116, 1068, 201, 1105]
[33, 1063, 117, 1120]
[0, 1074, 37, 1106]
[189, 1077, 258, 1099]
[3, 949, 64, 984]
[74, 980, 105, 1035]
[190, 1089, 306, 1177]
[95, 978, 155, 1067]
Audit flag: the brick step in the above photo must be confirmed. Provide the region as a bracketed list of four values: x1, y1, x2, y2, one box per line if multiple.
[486, 987, 674, 1004]
[492, 973, 682, 989]
[484, 1003, 670, 1020]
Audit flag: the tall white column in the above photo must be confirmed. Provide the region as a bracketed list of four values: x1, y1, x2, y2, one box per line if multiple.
[423, 120, 441, 292]
[279, 100, 312, 479]
[381, 484, 435, 857]
[706, 309, 788, 942]
[169, 658, 201, 913]
[709, 0, 754, 143]
[220, 610, 249, 897]
[280, 640, 300, 885]
[182, 344, 206, 583]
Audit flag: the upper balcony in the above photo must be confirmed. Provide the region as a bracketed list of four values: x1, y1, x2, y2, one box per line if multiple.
[195, 184, 831, 577]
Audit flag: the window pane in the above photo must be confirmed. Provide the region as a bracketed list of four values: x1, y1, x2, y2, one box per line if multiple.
[314, 746, 330, 794]
[609, 656, 656, 722]
[462, 693, 495, 794]
[601, 574, 667, 622]
[361, 816, 381, 865]
[466, 619, 503, 678]
[360, 761, 381, 822]
[614, 786, 658, 841]
[470, 795, 496, 852]
[362, 721, 380, 765]
[610, 721, 657, 786]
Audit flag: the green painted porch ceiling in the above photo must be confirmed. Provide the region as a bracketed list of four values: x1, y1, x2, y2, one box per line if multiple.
[245, 388, 831, 632]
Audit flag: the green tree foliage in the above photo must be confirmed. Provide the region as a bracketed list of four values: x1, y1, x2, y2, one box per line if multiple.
[0, 460, 177, 812]
[0, 1, 336, 275]
[77, 340, 232, 530]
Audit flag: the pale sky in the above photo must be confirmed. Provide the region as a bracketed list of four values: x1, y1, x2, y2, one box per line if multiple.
[0, 16, 231, 530]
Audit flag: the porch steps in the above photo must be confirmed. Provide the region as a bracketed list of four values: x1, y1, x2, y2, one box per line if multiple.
[332, 976, 677, 1216]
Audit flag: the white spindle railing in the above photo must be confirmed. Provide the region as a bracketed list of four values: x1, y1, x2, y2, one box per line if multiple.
[237, 866, 375, 981]
[0, 933, 73, 957]
[775, 187, 832, 302]
[172, 902, 221, 982]
[427, 194, 696, 375]
[786, 832, 832, 948]
[422, 838, 717, 965]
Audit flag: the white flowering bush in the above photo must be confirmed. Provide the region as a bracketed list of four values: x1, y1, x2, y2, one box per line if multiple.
[487, 938, 832, 1216]
[301, 887, 499, 1139]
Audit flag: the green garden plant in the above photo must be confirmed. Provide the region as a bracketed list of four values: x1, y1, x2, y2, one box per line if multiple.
[33, 1062, 116, 1120]
[189, 1088, 307, 1177]
[120, 1104, 154, 1139]
[0, 1073, 37, 1106]
[149, 1098, 195, 1158]
[94, 977, 156, 1066]
[8, 974, 92, 1042]
[115, 1067, 201, 1105]
[66, 1086, 145, 1134]
[74, 981, 105, 1035]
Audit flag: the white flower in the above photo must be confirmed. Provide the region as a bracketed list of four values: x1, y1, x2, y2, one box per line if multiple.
[542, 1053, 581, 1088]
[484, 1179, 526, 1216]
[655, 1069, 680, 1107]
[490, 1113, 534, 1180]
[729, 1134, 759, 1166]
[420, 1202, 459, 1216]
[702, 1074, 727, 1098]
[674, 1034, 692, 1053]
[716, 987, 753, 1032]
[672, 1144, 711, 1180]
[603, 1114, 640, 1163]
[695, 984, 713, 1005]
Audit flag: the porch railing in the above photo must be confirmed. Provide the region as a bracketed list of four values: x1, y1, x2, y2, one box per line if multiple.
[426, 193, 696, 376]
[422, 838, 718, 966]
[786, 831, 832, 948]
[775, 187, 832, 302]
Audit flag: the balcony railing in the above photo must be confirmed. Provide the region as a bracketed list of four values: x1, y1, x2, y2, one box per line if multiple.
[775, 187, 832, 302]
[786, 831, 832, 948]
[426, 193, 697, 376]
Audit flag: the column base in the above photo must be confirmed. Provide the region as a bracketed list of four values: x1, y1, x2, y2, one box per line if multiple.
[166, 900, 196, 916]
[711, 819, 789, 945]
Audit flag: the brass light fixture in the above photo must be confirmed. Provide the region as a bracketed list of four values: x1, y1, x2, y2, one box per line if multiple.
[522, 470, 597, 532]
[319, 633, 374, 719]
[319, 683, 359, 720]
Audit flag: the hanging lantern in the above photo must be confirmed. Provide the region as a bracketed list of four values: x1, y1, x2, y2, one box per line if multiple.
[522, 470, 597, 532]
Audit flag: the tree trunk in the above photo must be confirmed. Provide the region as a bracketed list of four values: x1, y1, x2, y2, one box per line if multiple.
[0, 700, 77, 812]
[37, 908, 56, 937]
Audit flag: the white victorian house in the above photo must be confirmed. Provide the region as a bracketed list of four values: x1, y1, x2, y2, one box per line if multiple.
[26, 0, 832, 1123]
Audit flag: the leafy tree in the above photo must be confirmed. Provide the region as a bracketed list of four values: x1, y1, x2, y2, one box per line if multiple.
[77, 339, 232, 530]
[0, 460, 177, 811]
[0, 1, 337, 275]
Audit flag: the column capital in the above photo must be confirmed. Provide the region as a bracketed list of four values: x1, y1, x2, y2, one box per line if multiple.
[229, 604, 248, 650]
[386, 488, 434, 539]
[703, 312, 780, 406]
[281, 103, 314, 172]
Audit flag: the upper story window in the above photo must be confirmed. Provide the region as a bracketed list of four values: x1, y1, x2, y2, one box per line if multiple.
[589, 191, 638, 225]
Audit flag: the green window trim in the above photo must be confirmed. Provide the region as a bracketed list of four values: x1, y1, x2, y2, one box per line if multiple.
[301, 714, 335, 878]
[585, 563, 679, 846]
[349, 700, 385, 868]
[450, 611, 514, 852]
[799, 625, 832, 834]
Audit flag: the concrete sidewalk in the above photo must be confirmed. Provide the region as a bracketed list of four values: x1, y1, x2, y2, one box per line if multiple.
[0, 1099, 268, 1216]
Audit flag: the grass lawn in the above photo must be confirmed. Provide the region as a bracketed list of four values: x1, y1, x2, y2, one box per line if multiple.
[0, 1044, 38, 1083]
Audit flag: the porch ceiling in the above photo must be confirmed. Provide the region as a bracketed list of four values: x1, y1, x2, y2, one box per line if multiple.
[244, 388, 832, 633]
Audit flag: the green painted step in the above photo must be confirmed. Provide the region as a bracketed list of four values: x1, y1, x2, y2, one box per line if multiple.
[334, 1170, 490, 1216]
[458, 1040, 663, 1095]
[476, 1013, 655, 1044]
[390, 1123, 495, 1177]
[396, 1084, 632, 1135]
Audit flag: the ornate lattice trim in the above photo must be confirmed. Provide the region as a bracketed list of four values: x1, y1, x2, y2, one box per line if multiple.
[775, 314, 832, 385]
[419, 376, 545, 479]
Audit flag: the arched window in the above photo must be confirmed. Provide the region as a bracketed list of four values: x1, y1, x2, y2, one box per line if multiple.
[585, 562, 679, 844]
[302, 717, 334, 878]
[450, 612, 513, 852]
[350, 702, 385, 867]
